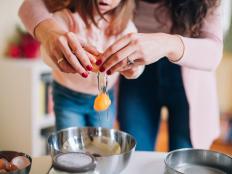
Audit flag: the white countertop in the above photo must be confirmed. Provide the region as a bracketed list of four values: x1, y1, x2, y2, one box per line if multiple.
[31, 152, 167, 174]
[121, 152, 166, 174]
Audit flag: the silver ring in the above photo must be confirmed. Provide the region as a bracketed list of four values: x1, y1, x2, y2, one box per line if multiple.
[57, 58, 64, 64]
[127, 56, 134, 66]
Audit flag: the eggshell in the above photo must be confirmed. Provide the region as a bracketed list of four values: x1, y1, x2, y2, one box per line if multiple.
[11, 156, 30, 170]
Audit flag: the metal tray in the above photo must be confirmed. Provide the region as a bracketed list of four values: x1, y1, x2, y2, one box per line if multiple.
[164, 149, 232, 174]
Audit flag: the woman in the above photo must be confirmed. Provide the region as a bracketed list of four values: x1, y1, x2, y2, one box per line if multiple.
[98, 0, 223, 150]
[19, 0, 223, 150]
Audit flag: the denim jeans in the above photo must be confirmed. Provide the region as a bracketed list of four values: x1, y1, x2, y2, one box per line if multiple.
[118, 58, 192, 151]
[52, 81, 116, 131]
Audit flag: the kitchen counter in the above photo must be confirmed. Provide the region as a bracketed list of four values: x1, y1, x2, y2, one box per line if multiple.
[30, 152, 167, 174]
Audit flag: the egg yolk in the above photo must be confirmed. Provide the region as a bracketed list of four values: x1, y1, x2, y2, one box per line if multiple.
[94, 92, 111, 111]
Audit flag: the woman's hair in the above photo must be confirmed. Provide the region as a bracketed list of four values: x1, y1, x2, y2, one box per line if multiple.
[44, 0, 135, 35]
[150, 0, 219, 37]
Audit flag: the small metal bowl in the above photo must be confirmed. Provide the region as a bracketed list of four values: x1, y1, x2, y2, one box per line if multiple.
[48, 127, 136, 174]
[0, 151, 32, 174]
[164, 148, 232, 174]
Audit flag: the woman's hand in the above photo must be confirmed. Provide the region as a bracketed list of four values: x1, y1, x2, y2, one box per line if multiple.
[98, 33, 184, 76]
[120, 65, 145, 79]
[35, 19, 100, 77]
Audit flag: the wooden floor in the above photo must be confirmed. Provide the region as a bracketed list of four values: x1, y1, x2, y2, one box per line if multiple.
[156, 120, 232, 156]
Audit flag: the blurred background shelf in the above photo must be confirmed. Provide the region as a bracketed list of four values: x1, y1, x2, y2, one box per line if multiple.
[38, 115, 55, 129]
[0, 58, 54, 157]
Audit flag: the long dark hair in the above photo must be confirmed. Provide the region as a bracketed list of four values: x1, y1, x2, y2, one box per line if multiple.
[144, 0, 219, 37]
[44, 0, 135, 36]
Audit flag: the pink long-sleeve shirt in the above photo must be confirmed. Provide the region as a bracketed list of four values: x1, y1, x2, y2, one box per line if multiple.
[41, 9, 137, 95]
[19, 0, 223, 148]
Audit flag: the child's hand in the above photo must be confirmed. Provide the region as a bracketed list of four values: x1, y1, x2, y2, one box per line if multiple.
[120, 65, 145, 79]
[35, 19, 100, 77]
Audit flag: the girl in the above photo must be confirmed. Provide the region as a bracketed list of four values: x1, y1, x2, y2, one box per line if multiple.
[39, 0, 143, 130]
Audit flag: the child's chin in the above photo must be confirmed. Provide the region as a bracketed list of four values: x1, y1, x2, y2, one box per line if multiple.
[99, 9, 108, 14]
[98, 7, 109, 14]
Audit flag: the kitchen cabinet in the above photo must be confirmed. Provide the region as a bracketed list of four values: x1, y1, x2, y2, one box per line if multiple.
[0, 58, 54, 156]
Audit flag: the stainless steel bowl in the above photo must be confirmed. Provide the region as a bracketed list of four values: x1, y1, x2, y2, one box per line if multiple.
[164, 148, 232, 174]
[0, 151, 32, 174]
[48, 127, 136, 174]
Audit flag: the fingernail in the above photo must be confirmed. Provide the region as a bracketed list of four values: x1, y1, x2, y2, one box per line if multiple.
[106, 70, 111, 75]
[96, 60, 102, 66]
[81, 72, 88, 78]
[99, 66, 105, 72]
[86, 65, 93, 71]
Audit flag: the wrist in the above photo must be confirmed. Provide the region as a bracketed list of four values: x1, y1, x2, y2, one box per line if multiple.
[34, 19, 65, 43]
[167, 34, 185, 62]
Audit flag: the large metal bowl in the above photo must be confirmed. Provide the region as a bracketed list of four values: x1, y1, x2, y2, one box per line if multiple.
[48, 127, 136, 174]
[164, 148, 232, 174]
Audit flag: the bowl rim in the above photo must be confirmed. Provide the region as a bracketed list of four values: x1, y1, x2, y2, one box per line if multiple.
[48, 127, 137, 158]
[0, 150, 32, 173]
[164, 148, 232, 174]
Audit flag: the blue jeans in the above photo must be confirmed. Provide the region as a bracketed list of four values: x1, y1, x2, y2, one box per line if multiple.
[52, 81, 116, 131]
[118, 58, 192, 151]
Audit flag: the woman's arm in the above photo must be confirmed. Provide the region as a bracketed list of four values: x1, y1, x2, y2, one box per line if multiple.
[18, 0, 52, 36]
[100, 6, 223, 73]
[18, 0, 100, 77]
[117, 20, 145, 79]
[177, 6, 223, 70]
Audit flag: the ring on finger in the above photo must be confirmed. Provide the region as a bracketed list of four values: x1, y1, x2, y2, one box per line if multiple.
[57, 57, 64, 64]
[127, 56, 134, 66]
